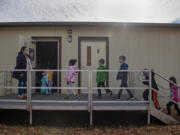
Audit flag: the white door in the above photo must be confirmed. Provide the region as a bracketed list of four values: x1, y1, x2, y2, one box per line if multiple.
[81, 40, 107, 90]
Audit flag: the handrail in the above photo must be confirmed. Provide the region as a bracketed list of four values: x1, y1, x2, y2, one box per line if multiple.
[137, 71, 169, 90]
[92, 69, 150, 72]
[0, 69, 89, 72]
[0, 69, 150, 91]
[149, 72, 179, 104]
[136, 72, 150, 82]
[0, 69, 150, 72]
[0, 69, 28, 72]
[152, 88, 178, 104]
[92, 87, 148, 90]
[154, 72, 180, 88]
[31, 69, 89, 72]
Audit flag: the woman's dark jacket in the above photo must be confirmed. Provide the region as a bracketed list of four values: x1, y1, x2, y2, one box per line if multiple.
[143, 72, 159, 91]
[13, 52, 27, 81]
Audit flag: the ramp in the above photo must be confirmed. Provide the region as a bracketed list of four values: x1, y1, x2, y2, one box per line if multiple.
[150, 107, 179, 125]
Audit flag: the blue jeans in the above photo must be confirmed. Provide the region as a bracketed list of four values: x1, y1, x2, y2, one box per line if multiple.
[18, 80, 27, 95]
[117, 78, 133, 98]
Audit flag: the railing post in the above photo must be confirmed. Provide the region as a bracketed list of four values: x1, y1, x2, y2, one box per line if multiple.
[88, 70, 90, 112]
[4, 71, 7, 95]
[27, 69, 32, 125]
[10, 71, 13, 94]
[148, 69, 152, 125]
[88, 70, 93, 126]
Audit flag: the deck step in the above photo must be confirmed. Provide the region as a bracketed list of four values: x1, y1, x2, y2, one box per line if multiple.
[150, 107, 179, 125]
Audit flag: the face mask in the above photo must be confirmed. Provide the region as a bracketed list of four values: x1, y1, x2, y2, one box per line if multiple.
[24, 50, 28, 55]
[143, 72, 148, 77]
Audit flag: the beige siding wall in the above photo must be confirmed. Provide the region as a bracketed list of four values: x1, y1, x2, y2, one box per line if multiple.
[0, 26, 180, 105]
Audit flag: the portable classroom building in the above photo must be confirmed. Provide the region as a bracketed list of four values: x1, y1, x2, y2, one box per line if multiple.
[0, 22, 180, 106]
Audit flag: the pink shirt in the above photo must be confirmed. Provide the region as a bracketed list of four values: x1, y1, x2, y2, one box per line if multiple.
[65, 66, 78, 83]
[171, 85, 180, 102]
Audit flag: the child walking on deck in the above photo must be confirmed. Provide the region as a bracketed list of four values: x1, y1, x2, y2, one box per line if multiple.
[142, 70, 161, 110]
[41, 72, 49, 95]
[45, 70, 53, 94]
[113, 56, 135, 100]
[65, 59, 80, 99]
[96, 58, 112, 98]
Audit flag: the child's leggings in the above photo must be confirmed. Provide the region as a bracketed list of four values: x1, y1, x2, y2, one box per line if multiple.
[97, 82, 111, 97]
[152, 91, 160, 109]
[67, 82, 76, 96]
[117, 78, 133, 98]
[143, 90, 160, 109]
[167, 101, 180, 115]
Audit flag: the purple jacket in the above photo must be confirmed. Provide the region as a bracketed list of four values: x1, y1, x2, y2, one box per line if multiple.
[171, 85, 180, 102]
[65, 66, 78, 83]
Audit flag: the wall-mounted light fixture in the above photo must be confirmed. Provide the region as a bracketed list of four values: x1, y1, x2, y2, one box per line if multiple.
[68, 35, 72, 43]
[67, 27, 72, 43]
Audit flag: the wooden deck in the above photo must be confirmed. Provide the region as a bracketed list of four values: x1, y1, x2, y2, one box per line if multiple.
[0, 93, 149, 111]
[1, 70, 177, 125]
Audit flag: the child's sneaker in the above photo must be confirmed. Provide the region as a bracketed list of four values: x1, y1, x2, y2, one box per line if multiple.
[127, 97, 136, 100]
[157, 108, 162, 112]
[106, 90, 112, 97]
[74, 95, 80, 99]
[167, 114, 173, 119]
[112, 96, 120, 100]
[18, 95, 23, 99]
[109, 91, 113, 97]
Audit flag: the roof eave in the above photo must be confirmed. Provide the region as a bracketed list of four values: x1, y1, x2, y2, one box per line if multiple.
[0, 21, 180, 27]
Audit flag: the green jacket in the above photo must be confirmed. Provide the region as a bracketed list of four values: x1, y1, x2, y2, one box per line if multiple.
[96, 66, 107, 83]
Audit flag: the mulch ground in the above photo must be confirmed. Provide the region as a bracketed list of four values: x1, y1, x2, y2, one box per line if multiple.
[0, 110, 180, 135]
[0, 124, 180, 135]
